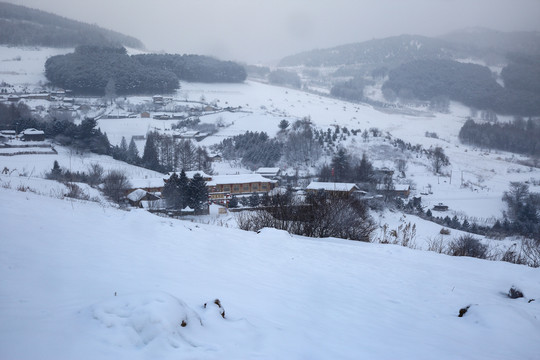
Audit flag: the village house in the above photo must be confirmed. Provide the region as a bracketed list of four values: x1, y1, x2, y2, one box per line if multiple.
[21, 128, 45, 142]
[208, 153, 222, 162]
[141, 111, 150, 118]
[255, 167, 282, 180]
[127, 189, 161, 208]
[376, 184, 411, 198]
[126, 178, 166, 195]
[152, 95, 164, 104]
[433, 203, 449, 211]
[207, 174, 278, 203]
[306, 182, 360, 197]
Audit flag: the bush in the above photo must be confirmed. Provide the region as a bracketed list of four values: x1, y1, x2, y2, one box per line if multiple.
[237, 192, 375, 242]
[64, 183, 90, 201]
[440, 228, 451, 235]
[448, 235, 488, 259]
[102, 170, 131, 204]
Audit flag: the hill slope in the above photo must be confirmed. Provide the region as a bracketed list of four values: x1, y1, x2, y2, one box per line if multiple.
[0, 1, 143, 48]
[1, 186, 539, 359]
[278, 34, 467, 68]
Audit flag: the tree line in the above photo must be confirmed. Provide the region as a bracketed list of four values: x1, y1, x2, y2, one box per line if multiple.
[459, 118, 540, 156]
[216, 131, 282, 170]
[111, 132, 212, 174]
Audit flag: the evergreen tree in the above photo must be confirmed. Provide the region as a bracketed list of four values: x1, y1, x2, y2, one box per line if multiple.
[188, 173, 208, 211]
[228, 195, 239, 208]
[162, 173, 181, 209]
[330, 148, 351, 182]
[49, 160, 62, 180]
[451, 215, 460, 228]
[261, 192, 271, 207]
[178, 170, 190, 208]
[127, 137, 140, 165]
[249, 193, 260, 207]
[120, 136, 128, 152]
[142, 132, 161, 172]
[426, 209, 432, 217]
[356, 152, 373, 182]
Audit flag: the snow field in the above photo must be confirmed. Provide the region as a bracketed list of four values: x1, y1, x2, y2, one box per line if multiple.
[1, 187, 539, 359]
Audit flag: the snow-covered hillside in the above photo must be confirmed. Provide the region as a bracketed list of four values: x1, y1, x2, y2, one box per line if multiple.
[1, 187, 539, 360]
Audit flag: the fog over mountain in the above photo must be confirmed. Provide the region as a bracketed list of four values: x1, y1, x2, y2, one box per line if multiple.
[5, 0, 540, 63]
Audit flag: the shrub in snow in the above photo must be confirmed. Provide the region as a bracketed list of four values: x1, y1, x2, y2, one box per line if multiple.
[458, 305, 471, 317]
[448, 235, 488, 259]
[508, 286, 524, 299]
[440, 228, 451, 235]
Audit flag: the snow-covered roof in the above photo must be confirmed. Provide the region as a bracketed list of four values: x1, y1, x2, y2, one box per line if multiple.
[127, 189, 147, 202]
[306, 182, 358, 192]
[129, 178, 165, 189]
[255, 167, 281, 175]
[22, 128, 44, 135]
[208, 174, 278, 186]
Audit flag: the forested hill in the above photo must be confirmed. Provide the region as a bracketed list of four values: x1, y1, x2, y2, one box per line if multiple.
[278, 35, 466, 67]
[278, 30, 540, 68]
[0, 2, 143, 48]
[45, 46, 247, 95]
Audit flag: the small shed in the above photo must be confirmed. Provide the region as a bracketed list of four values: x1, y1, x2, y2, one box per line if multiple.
[433, 203, 449, 211]
[127, 189, 160, 208]
[141, 111, 150, 118]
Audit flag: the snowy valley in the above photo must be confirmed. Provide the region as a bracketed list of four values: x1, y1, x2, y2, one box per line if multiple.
[1, 44, 540, 360]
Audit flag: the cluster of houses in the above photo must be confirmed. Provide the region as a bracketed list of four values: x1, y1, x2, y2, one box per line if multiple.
[126, 166, 412, 211]
[0, 90, 73, 104]
[126, 170, 281, 208]
[0, 128, 45, 142]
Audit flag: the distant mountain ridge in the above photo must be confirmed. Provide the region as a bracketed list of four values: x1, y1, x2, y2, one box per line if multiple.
[278, 30, 540, 68]
[0, 2, 144, 49]
[278, 35, 466, 68]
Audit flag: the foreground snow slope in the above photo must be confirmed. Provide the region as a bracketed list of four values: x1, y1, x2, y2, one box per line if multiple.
[1, 187, 539, 360]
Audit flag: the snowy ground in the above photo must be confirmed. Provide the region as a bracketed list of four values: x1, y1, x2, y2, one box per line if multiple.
[1, 187, 539, 360]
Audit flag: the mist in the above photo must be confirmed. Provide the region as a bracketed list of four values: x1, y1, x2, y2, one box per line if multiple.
[6, 0, 540, 63]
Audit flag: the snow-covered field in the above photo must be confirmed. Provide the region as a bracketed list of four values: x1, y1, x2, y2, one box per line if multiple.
[1, 187, 539, 360]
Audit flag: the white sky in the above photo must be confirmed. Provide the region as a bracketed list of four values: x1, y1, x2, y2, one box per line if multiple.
[6, 0, 540, 63]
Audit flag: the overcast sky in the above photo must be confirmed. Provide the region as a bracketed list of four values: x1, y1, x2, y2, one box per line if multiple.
[7, 0, 540, 63]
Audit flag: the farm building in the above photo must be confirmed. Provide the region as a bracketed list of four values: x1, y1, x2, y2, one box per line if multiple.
[21, 128, 45, 142]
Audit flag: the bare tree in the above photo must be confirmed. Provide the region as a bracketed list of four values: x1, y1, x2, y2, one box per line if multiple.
[102, 170, 131, 203]
[432, 147, 449, 174]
